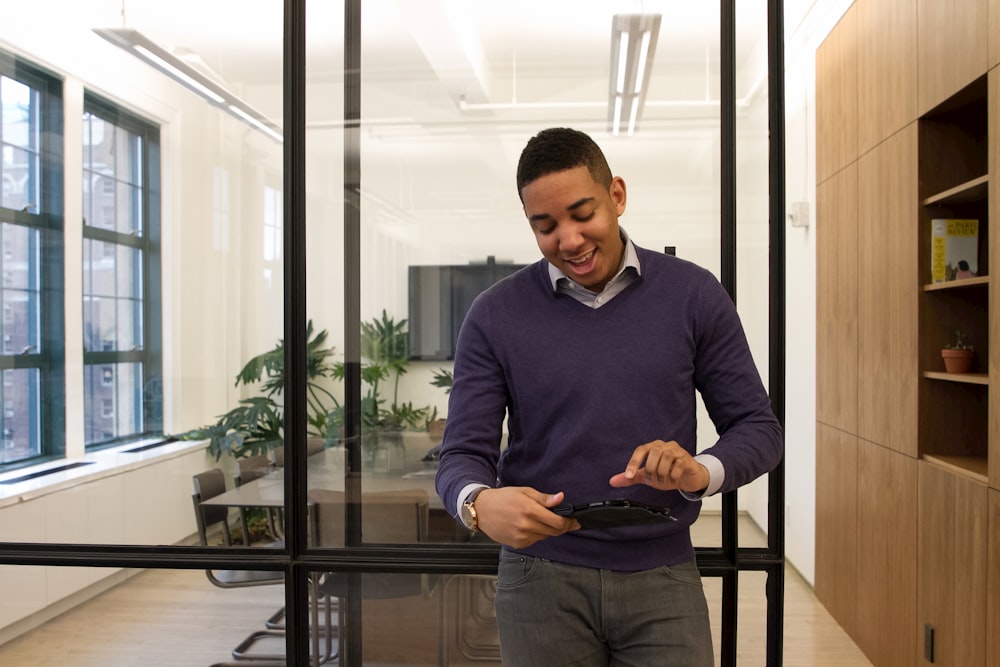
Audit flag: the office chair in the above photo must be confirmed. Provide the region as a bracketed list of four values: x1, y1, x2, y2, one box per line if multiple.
[191, 468, 284, 589]
[307, 488, 435, 666]
[234, 454, 282, 542]
[192, 469, 286, 662]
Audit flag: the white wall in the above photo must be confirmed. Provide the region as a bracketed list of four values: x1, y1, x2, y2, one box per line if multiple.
[780, 0, 854, 585]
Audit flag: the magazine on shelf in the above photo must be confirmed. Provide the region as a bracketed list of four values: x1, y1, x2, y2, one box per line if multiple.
[930, 218, 979, 283]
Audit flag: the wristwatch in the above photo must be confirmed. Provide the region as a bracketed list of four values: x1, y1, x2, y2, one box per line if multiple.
[460, 487, 487, 532]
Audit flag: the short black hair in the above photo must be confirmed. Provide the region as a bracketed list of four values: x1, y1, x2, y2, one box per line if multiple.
[516, 128, 613, 201]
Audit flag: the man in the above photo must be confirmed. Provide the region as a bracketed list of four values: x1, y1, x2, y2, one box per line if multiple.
[435, 127, 782, 666]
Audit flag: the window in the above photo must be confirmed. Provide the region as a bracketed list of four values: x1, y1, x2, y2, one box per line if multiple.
[0, 52, 63, 466]
[82, 94, 162, 448]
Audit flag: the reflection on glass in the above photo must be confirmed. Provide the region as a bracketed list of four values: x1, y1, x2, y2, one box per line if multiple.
[0, 368, 39, 462]
[0, 76, 40, 212]
[0, 566, 286, 666]
[83, 362, 144, 446]
[309, 570, 500, 665]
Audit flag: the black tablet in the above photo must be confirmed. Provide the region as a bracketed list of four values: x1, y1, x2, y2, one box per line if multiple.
[553, 499, 677, 529]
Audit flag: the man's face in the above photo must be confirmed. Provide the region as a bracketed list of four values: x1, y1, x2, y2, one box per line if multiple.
[521, 165, 627, 293]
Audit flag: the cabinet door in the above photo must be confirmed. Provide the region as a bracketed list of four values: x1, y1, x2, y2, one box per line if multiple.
[918, 462, 988, 666]
[816, 4, 857, 183]
[814, 423, 859, 638]
[817, 165, 859, 433]
[991, 0, 1000, 67]
[989, 489, 1000, 666]
[917, 0, 989, 113]
[856, 442, 918, 666]
[857, 125, 919, 456]
[857, 0, 918, 153]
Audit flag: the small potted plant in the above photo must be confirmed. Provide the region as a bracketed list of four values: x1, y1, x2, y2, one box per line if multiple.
[941, 329, 974, 374]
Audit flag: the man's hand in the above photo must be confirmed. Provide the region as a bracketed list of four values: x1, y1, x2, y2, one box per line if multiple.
[474, 487, 579, 549]
[608, 439, 709, 494]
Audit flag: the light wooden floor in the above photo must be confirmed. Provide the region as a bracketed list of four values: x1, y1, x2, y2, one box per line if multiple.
[0, 516, 871, 666]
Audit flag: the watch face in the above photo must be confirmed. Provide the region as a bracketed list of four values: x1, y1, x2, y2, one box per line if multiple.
[460, 502, 475, 528]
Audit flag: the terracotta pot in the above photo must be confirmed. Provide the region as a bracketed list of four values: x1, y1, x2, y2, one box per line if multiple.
[941, 348, 974, 374]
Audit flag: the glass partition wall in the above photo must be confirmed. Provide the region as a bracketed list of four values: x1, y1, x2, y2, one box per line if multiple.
[0, 0, 784, 665]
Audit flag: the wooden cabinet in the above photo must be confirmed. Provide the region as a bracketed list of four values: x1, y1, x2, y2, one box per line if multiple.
[917, 76, 990, 481]
[816, 166, 859, 433]
[917, 0, 989, 114]
[855, 442, 918, 666]
[814, 423, 858, 638]
[988, 489, 1000, 666]
[990, 70, 1000, 490]
[992, 0, 1000, 68]
[816, 3, 998, 666]
[857, 125, 919, 456]
[856, 0, 918, 154]
[815, 4, 857, 183]
[917, 461, 988, 666]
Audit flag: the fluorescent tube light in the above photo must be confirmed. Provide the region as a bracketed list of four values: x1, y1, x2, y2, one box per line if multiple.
[607, 14, 661, 137]
[93, 27, 282, 143]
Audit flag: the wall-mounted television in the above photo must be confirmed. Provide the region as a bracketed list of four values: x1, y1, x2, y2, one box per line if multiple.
[408, 256, 527, 360]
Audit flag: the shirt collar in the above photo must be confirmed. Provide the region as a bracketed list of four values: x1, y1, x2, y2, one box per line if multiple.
[546, 227, 641, 292]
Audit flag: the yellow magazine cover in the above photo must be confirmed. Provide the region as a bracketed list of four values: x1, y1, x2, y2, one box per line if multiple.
[931, 218, 978, 283]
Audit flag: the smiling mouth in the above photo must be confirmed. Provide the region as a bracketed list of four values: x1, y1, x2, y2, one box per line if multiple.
[567, 250, 595, 265]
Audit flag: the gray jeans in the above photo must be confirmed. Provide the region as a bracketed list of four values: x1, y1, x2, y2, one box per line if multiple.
[494, 550, 713, 667]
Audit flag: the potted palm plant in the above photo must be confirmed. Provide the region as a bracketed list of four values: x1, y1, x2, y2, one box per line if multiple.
[350, 310, 430, 469]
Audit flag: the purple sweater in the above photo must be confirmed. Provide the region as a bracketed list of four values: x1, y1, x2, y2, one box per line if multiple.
[435, 246, 783, 570]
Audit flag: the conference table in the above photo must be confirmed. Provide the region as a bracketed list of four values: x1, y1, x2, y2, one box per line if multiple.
[199, 434, 499, 665]
[200, 434, 461, 541]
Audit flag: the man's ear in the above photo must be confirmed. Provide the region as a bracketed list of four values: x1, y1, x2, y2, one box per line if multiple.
[609, 176, 627, 215]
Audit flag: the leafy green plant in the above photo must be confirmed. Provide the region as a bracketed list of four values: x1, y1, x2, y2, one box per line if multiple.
[350, 310, 429, 432]
[177, 321, 342, 460]
[430, 368, 453, 394]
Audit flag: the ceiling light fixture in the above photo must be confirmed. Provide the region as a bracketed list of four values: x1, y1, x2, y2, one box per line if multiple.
[93, 27, 283, 143]
[608, 14, 661, 137]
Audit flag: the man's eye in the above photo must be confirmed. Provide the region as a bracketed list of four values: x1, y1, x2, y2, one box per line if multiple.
[536, 225, 555, 235]
[573, 212, 596, 222]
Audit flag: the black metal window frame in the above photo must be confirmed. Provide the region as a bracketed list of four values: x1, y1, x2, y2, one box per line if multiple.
[80, 92, 163, 450]
[0, 51, 66, 468]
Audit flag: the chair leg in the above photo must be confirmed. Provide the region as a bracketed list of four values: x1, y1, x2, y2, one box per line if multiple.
[238, 507, 252, 546]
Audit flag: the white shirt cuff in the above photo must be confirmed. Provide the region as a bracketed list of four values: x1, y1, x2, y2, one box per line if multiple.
[679, 454, 724, 500]
[456, 482, 490, 517]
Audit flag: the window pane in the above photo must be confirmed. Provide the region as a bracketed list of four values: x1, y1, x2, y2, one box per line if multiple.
[1, 76, 40, 213]
[83, 116, 144, 235]
[82, 240, 143, 353]
[0, 368, 39, 463]
[84, 362, 142, 445]
[0, 222, 39, 353]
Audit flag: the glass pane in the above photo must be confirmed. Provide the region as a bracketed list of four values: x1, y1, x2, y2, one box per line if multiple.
[1, 76, 40, 214]
[82, 239, 142, 353]
[735, 0, 774, 551]
[115, 124, 141, 186]
[0, 566, 287, 666]
[0, 368, 39, 462]
[84, 362, 143, 444]
[0, 222, 39, 353]
[1, 77, 35, 149]
[306, 570, 499, 665]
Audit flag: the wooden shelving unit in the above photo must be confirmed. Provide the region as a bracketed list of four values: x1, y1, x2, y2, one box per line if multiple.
[917, 76, 990, 480]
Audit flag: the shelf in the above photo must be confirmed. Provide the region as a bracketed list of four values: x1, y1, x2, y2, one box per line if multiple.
[923, 275, 989, 291]
[923, 370, 989, 385]
[922, 174, 988, 206]
[923, 454, 989, 484]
